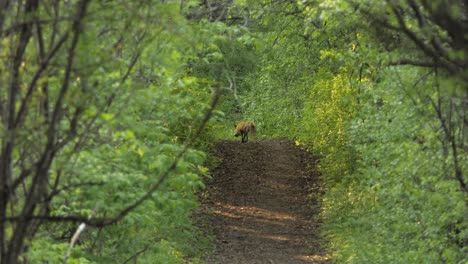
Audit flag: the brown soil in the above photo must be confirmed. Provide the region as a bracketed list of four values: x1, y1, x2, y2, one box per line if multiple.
[198, 139, 329, 264]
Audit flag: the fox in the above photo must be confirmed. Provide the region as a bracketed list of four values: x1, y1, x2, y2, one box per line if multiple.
[234, 121, 256, 143]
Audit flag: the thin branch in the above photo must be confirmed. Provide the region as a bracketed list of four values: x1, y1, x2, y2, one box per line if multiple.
[100, 88, 222, 226]
[1, 17, 73, 37]
[122, 243, 151, 264]
[5, 1, 90, 262]
[389, 58, 436, 68]
[1, 0, 37, 261]
[2, 88, 223, 228]
[407, 0, 426, 27]
[10, 169, 32, 194]
[388, 1, 460, 74]
[14, 33, 69, 128]
[428, 90, 468, 193]
[0, 0, 11, 35]
[53, 106, 83, 151]
[389, 4, 435, 59]
[46, 181, 106, 201]
[49, 1, 88, 138]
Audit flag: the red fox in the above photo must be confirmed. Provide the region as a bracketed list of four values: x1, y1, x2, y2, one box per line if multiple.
[234, 121, 256, 143]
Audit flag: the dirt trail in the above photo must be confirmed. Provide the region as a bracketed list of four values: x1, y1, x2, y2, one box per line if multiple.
[199, 139, 328, 264]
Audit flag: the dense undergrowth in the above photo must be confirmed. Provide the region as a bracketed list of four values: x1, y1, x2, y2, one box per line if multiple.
[236, 1, 468, 263]
[0, 1, 234, 263]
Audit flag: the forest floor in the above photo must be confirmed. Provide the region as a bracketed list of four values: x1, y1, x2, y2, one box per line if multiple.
[197, 139, 329, 264]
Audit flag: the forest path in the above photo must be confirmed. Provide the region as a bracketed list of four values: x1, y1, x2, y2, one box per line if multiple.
[198, 139, 329, 264]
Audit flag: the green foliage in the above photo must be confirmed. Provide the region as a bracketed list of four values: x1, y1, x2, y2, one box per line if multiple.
[186, 20, 259, 138]
[323, 67, 467, 263]
[226, 0, 467, 263]
[3, 1, 227, 263]
[240, 11, 313, 137]
[2, 0, 467, 263]
[301, 71, 359, 183]
[48, 33, 211, 264]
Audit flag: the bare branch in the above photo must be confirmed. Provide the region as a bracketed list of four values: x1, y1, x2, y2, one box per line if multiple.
[428, 88, 468, 193]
